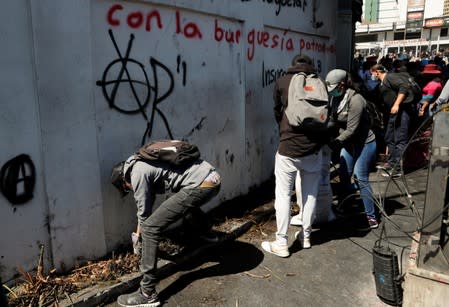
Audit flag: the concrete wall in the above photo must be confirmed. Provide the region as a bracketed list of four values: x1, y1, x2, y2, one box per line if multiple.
[0, 0, 338, 282]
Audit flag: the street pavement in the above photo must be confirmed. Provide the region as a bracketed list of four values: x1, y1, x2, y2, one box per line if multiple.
[66, 165, 429, 307]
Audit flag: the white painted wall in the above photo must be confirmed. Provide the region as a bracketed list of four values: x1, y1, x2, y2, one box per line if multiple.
[376, 0, 400, 23]
[0, 0, 338, 282]
[424, 0, 444, 18]
[0, 0, 52, 282]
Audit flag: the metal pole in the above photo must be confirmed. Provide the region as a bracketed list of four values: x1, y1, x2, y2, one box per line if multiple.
[429, 28, 433, 54]
[418, 110, 449, 272]
[437, 34, 440, 53]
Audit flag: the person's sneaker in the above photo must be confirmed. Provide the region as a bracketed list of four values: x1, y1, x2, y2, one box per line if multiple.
[261, 241, 289, 257]
[117, 288, 161, 307]
[294, 231, 311, 249]
[367, 217, 379, 229]
[378, 163, 401, 178]
[381, 169, 401, 178]
[376, 162, 391, 169]
[290, 214, 303, 226]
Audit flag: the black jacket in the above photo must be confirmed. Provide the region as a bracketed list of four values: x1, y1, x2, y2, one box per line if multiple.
[273, 63, 328, 158]
[380, 72, 414, 107]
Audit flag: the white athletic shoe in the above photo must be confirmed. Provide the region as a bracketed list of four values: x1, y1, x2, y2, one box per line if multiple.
[294, 231, 311, 249]
[261, 241, 289, 257]
[290, 214, 303, 226]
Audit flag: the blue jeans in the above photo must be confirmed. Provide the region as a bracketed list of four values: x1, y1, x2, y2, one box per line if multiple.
[139, 184, 220, 292]
[339, 140, 377, 219]
[384, 106, 412, 168]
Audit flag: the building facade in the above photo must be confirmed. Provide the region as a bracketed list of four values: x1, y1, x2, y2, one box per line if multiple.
[356, 0, 449, 58]
[1, 0, 356, 283]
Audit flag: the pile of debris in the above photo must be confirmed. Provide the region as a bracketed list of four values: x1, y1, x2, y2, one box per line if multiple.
[3, 188, 278, 306]
[5, 245, 139, 306]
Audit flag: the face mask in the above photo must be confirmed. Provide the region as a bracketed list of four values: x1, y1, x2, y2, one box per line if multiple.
[371, 74, 378, 81]
[329, 89, 343, 97]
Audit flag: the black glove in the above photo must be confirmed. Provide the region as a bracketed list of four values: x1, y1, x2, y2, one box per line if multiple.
[328, 139, 342, 152]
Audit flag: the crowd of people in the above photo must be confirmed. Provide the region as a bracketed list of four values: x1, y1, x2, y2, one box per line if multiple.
[353, 51, 449, 171]
[262, 55, 381, 258]
[108, 51, 449, 306]
[262, 51, 449, 259]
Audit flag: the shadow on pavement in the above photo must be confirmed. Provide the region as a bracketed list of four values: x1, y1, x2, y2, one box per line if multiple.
[289, 216, 372, 254]
[383, 198, 409, 216]
[158, 240, 264, 303]
[288, 196, 419, 253]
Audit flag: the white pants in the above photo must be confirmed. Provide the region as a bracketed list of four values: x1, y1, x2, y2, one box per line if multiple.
[274, 150, 322, 244]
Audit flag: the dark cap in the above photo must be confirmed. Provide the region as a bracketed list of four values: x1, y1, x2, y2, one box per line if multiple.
[292, 54, 313, 66]
[111, 161, 128, 197]
[325, 69, 348, 92]
[370, 64, 387, 73]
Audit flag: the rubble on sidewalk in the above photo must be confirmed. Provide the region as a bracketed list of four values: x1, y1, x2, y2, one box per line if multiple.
[4, 192, 276, 307]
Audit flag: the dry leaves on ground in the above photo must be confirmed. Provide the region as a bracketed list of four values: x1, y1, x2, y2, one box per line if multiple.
[5, 246, 139, 307]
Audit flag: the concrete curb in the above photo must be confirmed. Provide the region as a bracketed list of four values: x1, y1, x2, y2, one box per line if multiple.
[60, 206, 274, 306]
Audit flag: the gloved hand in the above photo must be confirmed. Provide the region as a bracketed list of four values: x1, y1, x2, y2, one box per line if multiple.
[328, 139, 342, 152]
[131, 232, 142, 256]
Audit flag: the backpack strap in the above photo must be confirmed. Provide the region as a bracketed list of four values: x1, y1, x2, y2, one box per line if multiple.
[345, 88, 357, 101]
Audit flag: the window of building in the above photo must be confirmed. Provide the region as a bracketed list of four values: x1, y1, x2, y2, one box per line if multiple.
[355, 34, 378, 43]
[405, 31, 421, 39]
[364, 0, 379, 23]
[394, 32, 405, 40]
[441, 28, 448, 37]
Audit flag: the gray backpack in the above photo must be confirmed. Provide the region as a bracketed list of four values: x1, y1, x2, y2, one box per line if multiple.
[285, 72, 330, 131]
[136, 140, 200, 167]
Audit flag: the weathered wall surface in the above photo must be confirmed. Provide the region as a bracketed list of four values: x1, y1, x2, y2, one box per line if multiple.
[0, 0, 337, 281]
[0, 0, 53, 282]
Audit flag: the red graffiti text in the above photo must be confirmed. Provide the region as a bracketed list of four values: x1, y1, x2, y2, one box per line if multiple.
[105, 4, 334, 61]
[107, 4, 163, 32]
[214, 19, 241, 44]
[247, 29, 294, 61]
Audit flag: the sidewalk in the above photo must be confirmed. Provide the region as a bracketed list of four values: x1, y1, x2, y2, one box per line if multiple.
[59, 198, 276, 306]
[60, 166, 429, 306]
